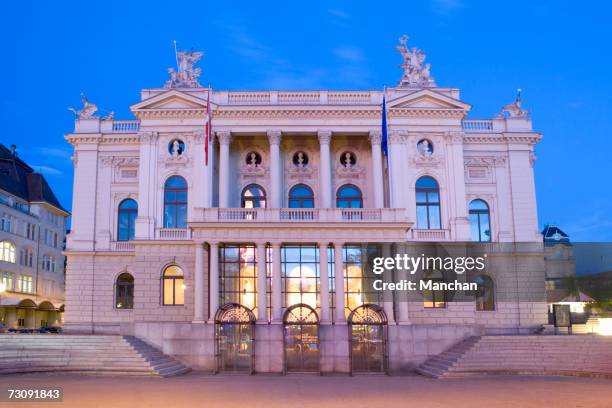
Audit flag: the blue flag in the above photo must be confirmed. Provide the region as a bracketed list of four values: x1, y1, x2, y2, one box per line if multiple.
[381, 93, 388, 157]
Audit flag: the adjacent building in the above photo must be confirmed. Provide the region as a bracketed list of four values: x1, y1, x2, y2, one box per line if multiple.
[0, 144, 68, 329]
[64, 38, 547, 373]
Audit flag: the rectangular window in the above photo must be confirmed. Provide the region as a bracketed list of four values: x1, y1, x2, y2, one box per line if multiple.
[18, 275, 33, 293]
[343, 244, 383, 318]
[281, 245, 320, 312]
[219, 245, 257, 313]
[1, 271, 13, 291]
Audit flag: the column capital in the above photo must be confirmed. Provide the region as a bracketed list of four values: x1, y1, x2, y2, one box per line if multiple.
[388, 130, 408, 145]
[270, 241, 282, 248]
[369, 130, 382, 145]
[267, 129, 282, 145]
[318, 241, 331, 247]
[332, 241, 345, 248]
[138, 131, 158, 145]
[207, 241, 219, 247]
[193, 129, 206, 144]
[317, 129, 332, 145]
[216, 131, 232, 146]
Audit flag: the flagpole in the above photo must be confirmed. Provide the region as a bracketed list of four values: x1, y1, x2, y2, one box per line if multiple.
[173, 40, 179, 70]
[382, 85, 393, 208]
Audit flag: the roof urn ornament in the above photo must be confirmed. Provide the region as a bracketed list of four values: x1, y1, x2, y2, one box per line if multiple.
[165, 48, 204, 88]
[395, 34, 436, 88]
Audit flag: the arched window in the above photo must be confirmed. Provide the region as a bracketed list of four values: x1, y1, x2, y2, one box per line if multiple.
[336, 184, 363, 208]
[241, 184, 266, 208]
[118, 199, 138, 241]
[163, 176, 188, 228]
[0, 241, 16, 263]
[416, 176, 441, 229]
[162, 265, 184, 306]
[469, 199, 491, 242]
[475, 275, 495, 311]
[115, 272, 134, 309]
[288, 184, 314, 208]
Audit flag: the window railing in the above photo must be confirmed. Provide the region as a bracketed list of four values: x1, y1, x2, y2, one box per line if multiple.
[111, 241, 135, 251]
[156, 228, 191, 240]
[411, 229, 449, 241]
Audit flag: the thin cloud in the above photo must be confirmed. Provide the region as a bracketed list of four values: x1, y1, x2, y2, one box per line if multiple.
[327, 9, 350, 19]
[432, 0, 463, 15]
[32, 165, 63, 176]
[333, 47, 364, 63]
[32, 147, 72, 160]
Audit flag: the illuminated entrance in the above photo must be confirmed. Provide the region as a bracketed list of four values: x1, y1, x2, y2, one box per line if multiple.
[348, 304, 388, 374]
[215, 303, 255, 373]
[283, 304, 319, 373]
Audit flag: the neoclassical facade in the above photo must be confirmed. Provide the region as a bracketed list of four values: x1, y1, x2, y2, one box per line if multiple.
[65, 40, 546, 373]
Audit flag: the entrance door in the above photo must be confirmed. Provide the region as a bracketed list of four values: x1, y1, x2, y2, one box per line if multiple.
[215, 303, 255, 373]
[218, 322, 253, 372]
[351, 324, 385, 372]
[283, 304, 319, 373]
[285, 323, 319, 372]
[348, 304, 388, 374]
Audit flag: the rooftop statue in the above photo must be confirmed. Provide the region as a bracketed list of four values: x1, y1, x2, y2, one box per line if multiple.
[68, 93, 114, 120]
[395, 34, 436, 88]
[498, 89, 530, 118]
[68, 93, 98, 119]
[165, 48, 204, 88]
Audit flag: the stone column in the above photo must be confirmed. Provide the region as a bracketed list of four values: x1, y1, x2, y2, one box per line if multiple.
[267, 130, 282, 208]
[256, 243, 268, 322]
[318, 130, 332, 208]
[396, 243, 410, 324]
[447, 132, 471, 240]
[369, 131, 385, 209]
[208, 242, 219, 321]
[271, 242, 283, 322]
[193, 129, 208, 211]
[388, 130, 407, 210]
[333, 242, 345, 323]
[217, 131, 232, 208]
[318, 242, 331, 323]
[135, 131, 158, 240]
[381, 243, 395, 323]
[193, 241, 206, 322]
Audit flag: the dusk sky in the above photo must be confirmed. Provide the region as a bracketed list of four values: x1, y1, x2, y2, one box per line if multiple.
[2, 0, 610, 241]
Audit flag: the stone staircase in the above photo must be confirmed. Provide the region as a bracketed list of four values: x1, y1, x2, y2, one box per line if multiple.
[0, 334, 190, 377]
[417, 335, 612, 379]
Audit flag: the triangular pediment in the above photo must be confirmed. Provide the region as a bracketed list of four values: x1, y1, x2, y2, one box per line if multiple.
[130, 89, 213, 113]
[387, 89, 471, 111]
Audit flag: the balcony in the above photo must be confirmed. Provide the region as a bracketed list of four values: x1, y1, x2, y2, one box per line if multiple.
[192, 208, 407, 224]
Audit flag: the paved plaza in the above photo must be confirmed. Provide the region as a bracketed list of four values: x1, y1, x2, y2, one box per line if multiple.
[1, 373, 611, 408]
